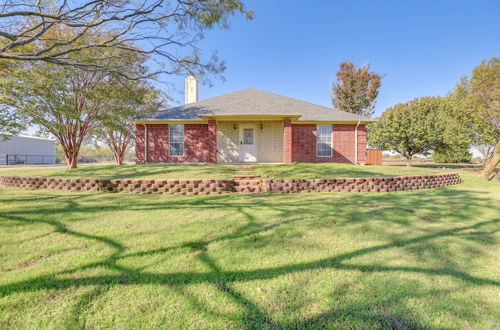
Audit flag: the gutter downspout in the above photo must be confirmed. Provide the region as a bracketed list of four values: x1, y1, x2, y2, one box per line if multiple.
[354, 121, 361, 164]
[144, 123, 148, 164]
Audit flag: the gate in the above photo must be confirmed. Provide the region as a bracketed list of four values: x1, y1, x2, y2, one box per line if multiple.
[366, 149, 382, 165]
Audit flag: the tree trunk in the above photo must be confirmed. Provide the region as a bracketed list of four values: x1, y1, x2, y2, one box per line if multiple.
[406, 156, 412, 167]
[480, 140, 500, 180]
[113, 150, 125, 165]
[105, 131, 130, 166]
[62, 144, 81, 169]
[479, 145, 494, 168]
[65, 154, 78, 169]
[110, 142, 128, 165]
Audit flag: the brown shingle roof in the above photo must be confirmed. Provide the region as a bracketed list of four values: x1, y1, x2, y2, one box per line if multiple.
[142, 88, 372, 122]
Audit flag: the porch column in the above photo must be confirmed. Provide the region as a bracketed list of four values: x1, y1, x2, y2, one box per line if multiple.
[135, 124, 145, 164]
[208, 120, 217, 164]
[283, 118, 292, 163]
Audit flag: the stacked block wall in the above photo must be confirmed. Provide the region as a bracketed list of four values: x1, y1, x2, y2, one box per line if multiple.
[1, 173, 462, 195]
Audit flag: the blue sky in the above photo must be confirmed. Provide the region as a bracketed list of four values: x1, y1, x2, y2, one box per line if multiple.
[167, 0, 499, 117]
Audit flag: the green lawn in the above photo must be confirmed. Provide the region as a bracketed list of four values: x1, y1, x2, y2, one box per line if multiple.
[0, 166, 499, 328]
[0, 162, 460, 180]
[0, 163, 238, 179]
[251, 163, 457, 178]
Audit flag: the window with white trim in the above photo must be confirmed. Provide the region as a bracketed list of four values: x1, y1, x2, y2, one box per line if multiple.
[316, 124, 332, 157]
[168, 124, 184, 156]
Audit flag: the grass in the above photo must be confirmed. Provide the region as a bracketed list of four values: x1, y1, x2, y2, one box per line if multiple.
[250, 163, 459, 178]
[0, 162, 463, 180]
[0, 163, 239, 179]
[0, 166, 499, 328]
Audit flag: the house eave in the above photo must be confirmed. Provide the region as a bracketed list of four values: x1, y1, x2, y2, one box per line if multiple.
[199, 114, 302, 121]
[292, 120, 373, 124]
[132, 119, 208, 124]
[132, 116, 373, 125]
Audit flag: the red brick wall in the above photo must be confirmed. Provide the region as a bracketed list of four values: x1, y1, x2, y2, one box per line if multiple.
[136, 124, 146, 163]
[136, 121, 366, 164]
[135, 123, 216, 164]
[332, 124, 355, 163]
[147, 124, 169, 163]
[289, 123, 367, 163]
[290, 124, 318, 162]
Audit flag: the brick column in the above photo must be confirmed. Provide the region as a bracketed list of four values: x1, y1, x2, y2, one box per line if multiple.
[283, 118, 292, 163]
[208, 120, 217, 164]
[135, 124, 145, 164]
[357, 124, 367, 164]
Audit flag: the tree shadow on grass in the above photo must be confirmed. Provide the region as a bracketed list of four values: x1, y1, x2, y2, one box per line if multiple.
[0, 187, 499, 327]
[13, 164, 239, 180]
[251, 163, 414, 179]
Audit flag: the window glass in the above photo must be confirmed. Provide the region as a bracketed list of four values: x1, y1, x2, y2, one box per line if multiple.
[316, 125, 332, 157]
[243, 129, 254, 144]
[168, 124, 184, 156]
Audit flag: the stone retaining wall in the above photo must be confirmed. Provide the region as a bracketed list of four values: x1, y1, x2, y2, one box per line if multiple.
[0, 173, 462, 195]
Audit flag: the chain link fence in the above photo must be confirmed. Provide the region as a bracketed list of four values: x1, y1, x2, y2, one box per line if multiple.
[0, 154, 56, 165]
[0, 154, 135, 165]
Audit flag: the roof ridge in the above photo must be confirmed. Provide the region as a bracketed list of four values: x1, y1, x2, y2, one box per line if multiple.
[0, 133, 56, 141]
[245, 88, 368, 117]
[249, 89, 372, 121]
[156, 88, 255, 112]
[143, 88, 373, 122]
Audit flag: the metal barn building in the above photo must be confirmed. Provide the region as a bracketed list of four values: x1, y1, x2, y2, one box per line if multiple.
[0, 135, 57, 165]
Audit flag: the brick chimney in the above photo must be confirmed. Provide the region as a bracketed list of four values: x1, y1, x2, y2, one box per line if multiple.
[184, 74, 198, 104]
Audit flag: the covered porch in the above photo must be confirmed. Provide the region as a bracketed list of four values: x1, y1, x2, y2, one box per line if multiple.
[208, 115, 296, 163]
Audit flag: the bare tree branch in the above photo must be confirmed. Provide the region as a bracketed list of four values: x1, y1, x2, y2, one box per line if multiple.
[0, 0, 252, 79]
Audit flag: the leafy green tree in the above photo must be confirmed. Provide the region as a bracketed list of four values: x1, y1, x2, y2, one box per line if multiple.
[0, 31, 150, 169]
[331, 62, 382, 117]
[0, 58, 23, 139]
[431, 78, 475, 163]
[0, 107, 21, 141]
[439, 58, 499, 177]
[368, 97, 442, 166]
[476, 144, 496, 166]
[96, 82, 164, 165]
[432, 148, 471, 163]
[467, 58, 500, 180]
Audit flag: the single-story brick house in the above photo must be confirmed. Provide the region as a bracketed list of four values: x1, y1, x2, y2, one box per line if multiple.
[134, 76, 372, 164]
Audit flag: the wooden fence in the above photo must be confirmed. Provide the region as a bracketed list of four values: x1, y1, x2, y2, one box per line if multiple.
[366, 149, 382, 165]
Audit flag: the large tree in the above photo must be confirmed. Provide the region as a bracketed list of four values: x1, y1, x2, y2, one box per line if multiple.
[96, 82, 164, 165]
[468, 58, 500, 180]
[0, 107, 21, 140]
[431, 78, 475, 163]
[0, 58, 23, 139]
[432, 147, 472, 164]
[331, 62, 382, 117]
[368, 97, 442, 166]
[0, 0, 251, 77]
[0, 34, 149, 168]
[0, 1, 251, 143]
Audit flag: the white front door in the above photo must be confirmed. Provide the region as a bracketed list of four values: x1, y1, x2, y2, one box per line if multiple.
[239, 125, 257, 162]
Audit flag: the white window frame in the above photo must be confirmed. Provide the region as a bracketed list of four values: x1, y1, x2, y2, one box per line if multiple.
[168, 124, 184, 157]
[316, 124, 333, 157]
